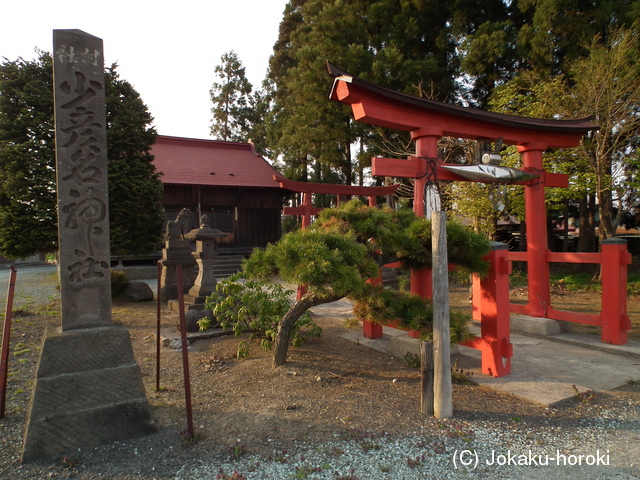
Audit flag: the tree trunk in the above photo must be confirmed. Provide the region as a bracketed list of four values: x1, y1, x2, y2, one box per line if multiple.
[562, 201, 569, 252]
[272, 293, 342, 367]
[577, 194, 596, 252]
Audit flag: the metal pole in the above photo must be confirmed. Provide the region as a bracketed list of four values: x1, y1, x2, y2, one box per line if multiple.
[175, 264, 194, 437]
[0, 266, 17, 418]
[156, 262, 162, 392]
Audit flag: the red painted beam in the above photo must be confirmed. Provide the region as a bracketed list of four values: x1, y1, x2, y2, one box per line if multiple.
[373, 157, 569, 188]
[547, 252, 602, 263]
[372, 157, 426, 178]
[547, 308, 601, 326]
[275, 175, 398, 196]
[283, 206, 323, 216]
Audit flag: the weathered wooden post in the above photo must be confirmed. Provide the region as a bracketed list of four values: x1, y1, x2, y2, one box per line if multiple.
[420, 341, 434, 415]
[432, 211, 453, 418]
[22, 30, 155, 462]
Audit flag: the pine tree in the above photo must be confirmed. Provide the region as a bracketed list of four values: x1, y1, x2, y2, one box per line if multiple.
[214, 200, 490, 367]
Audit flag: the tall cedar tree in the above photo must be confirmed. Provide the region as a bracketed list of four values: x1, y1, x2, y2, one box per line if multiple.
[0, 53, 164, 258]
[265, 0, 459, 187]
[209, 51, 254, 143]
[264, 0, 531, 190]
[264, 0, 640, 194]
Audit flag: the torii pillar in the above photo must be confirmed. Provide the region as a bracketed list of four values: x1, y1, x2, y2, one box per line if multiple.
[519, 144, 550, 316]
[409, 132, 439, 299]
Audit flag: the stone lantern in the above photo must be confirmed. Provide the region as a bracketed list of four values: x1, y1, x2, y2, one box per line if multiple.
[181, 214, 227, 331]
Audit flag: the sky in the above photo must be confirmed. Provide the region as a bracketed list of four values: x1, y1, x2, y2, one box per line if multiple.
[1, 0, 289, 140]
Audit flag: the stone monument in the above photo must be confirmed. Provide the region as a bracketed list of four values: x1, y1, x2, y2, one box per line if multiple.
[22, 30, 155, 462]
[159, 208, 198, 301]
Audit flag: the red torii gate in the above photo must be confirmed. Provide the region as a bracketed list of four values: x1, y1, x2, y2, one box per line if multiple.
[327, 62, 630, 376]
[327, 61, 596, 314]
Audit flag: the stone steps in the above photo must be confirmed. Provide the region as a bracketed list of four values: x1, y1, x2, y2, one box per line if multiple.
[212, 254, 245, 278]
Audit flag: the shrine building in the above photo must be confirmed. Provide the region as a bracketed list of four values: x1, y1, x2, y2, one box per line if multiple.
[151, 135, 283, 253]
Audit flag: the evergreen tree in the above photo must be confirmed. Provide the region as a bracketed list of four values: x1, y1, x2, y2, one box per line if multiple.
[489, 30, 640, 245]
[209, 51, 254, 142]
[0, 52, 56, 258]
[265, 0, 526, 190]
[0, 53, 165, 258]
[105, 65, 165, 256]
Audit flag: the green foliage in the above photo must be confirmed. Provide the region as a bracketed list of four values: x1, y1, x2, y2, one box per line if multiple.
[266, 0, 473, 185]
[224, 200, 488, 366]
[105, 66, 165, 256]
[205, 275, 321, 358]
[244, 226, 379, 301]
[105, 67, 164, 256]
[0, 53, 164, 258]
[488, 29, 640, 243]
[403, 352, 420, 368]
[629, 274, 640, 296]
[314, 200, 490, 277]
[352, 285, 473, 344]
[110, 270, 130, 298]
[0, 52, 56, 258]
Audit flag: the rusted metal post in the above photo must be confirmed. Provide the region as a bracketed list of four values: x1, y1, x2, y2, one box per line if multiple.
[156, 262, 162, 392]
[601, 238, 631, 345]
[175, 264, 194, 438]
[0, 266, 17, 418]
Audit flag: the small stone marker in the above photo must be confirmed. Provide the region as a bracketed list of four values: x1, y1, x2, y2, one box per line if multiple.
[22, 30, 155, 462]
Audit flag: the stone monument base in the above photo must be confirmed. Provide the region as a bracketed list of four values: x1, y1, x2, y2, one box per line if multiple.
[22, 326, 156, 462]
[168, 295, 216, 332]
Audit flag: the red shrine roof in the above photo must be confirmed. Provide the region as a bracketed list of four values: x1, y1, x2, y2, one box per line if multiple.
[151, 135, 281, 188]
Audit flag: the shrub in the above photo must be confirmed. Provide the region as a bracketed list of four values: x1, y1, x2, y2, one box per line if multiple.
[110, 270, 129, 298]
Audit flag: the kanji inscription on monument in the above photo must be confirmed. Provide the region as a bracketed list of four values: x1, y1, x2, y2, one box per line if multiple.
[53, 29, 111, 329]
[22, 30, 155, 462]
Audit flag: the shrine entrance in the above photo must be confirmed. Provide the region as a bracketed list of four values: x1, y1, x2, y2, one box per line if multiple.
[327, 63, 631, 376]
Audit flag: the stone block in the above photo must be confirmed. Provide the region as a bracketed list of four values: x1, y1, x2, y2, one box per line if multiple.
[511, 314, 561, 336]
[22, 326, 155, 462]
[120, 281, 154, 302]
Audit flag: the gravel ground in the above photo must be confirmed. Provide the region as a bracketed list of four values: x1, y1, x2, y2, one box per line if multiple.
[178, 418, 640, 480]
[1, 264, 639, 479]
